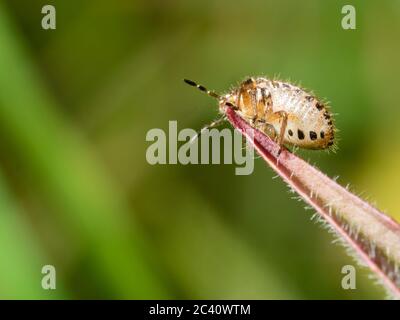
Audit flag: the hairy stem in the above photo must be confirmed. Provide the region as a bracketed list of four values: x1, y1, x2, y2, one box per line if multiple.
[225, 106, 400, 298]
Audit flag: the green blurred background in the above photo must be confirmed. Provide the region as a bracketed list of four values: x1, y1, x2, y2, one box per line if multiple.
[0, 0, 399, 299]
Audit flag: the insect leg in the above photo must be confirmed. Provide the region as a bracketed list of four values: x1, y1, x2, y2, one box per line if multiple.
[250, 91, 258, 124]
[259, 121, 276, 140]
[237, 78, 257, 123]
[265, 110, 288, 146]
[190, 116, 226, 144]
[275, 111, 288, 146]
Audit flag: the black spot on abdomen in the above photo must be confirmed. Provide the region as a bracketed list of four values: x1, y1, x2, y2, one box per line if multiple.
[309, 131, 317, 140]
[297, 129, 305, 140]
[288, 129, 293, 136]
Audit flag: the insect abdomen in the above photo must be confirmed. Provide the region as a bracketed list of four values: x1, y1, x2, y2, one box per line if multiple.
[272, 87, 334, 149]
[232, 78, 336, 150]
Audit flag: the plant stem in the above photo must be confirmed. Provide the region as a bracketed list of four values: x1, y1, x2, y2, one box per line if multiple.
[225, 106, 400, 298]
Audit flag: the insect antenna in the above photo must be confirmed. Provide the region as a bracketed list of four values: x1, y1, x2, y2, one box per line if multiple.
[183, 79, 220, 99]
[183, 78, 238, 143]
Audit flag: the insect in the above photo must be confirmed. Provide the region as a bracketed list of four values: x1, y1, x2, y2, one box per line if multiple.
[184, 77, 336, 151]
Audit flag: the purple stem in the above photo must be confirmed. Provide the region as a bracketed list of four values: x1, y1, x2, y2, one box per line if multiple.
[225, 106, 400, 298]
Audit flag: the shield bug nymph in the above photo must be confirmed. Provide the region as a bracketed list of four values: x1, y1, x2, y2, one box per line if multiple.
[184, 77, 336, 151]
